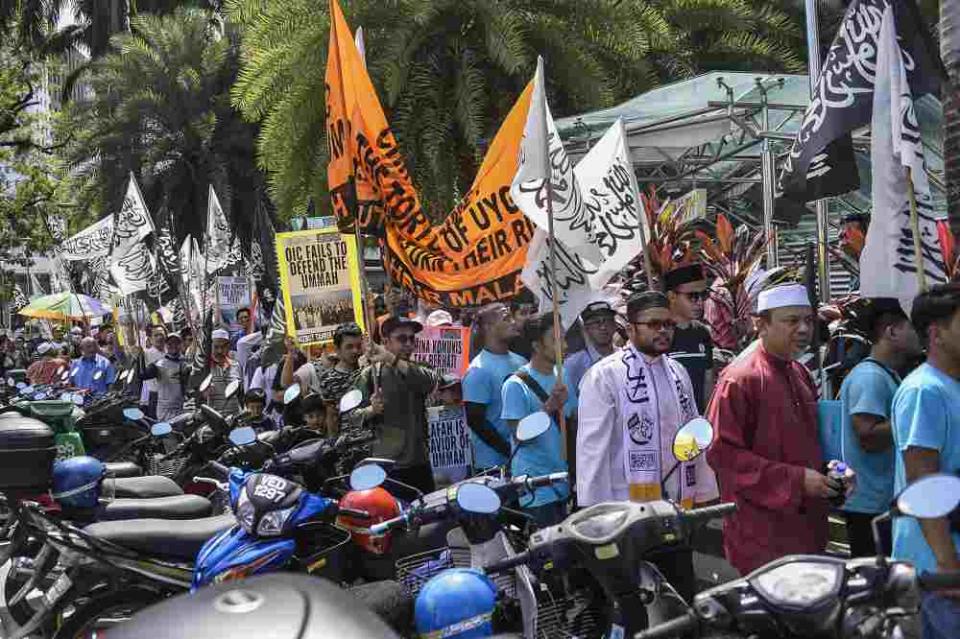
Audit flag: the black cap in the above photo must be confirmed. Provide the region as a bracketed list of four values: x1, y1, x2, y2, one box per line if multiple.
[580, 301, 616, 322]
[663, 263, 705, 291]
[381, 315, 423, 338]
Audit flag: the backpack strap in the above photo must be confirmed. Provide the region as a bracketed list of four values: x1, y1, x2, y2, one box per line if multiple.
[514, 370, 559, 422]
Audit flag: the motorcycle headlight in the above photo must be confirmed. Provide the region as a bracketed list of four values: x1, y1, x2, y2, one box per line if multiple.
[236, 490, 255, 535]
[751, 560, 843, 609]
[256, 505, 297, 537]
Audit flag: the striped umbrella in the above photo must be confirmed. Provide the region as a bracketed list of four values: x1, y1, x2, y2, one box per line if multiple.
[18, 292, 112, 321]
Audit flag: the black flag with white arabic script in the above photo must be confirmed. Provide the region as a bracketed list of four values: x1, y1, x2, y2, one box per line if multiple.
[778, 0, 940, 203]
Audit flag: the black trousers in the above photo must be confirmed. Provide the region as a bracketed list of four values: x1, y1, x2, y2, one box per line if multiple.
[843, 511, 891, 558]
[390, 464, 436, 495]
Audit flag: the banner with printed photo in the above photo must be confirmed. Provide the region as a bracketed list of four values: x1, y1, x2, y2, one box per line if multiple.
[215, 276, 252, 331]
[412, 326, 470, 377]
[275, 229, 364, 346]
[427, 405, 472, 484]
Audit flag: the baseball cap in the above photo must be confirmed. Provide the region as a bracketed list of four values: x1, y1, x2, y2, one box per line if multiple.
[580, 301, 616, 323]
[381, 315, 423, 338]
[211, 328, 230, 341]
[426, 310, 454, 328]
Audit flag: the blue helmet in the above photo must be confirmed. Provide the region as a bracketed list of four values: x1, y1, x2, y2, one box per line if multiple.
[52, 456, 105, 508]
[414, 568, 498, 638]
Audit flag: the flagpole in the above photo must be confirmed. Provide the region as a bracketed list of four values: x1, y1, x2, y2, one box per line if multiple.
[538, 60, 568, 457]
[906, 167, 928, 292]
[351, 33, 378, 338]
[805, 0, 833, 303]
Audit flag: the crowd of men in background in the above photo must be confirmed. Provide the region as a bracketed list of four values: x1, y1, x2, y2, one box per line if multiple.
[1, 270, 957, 637]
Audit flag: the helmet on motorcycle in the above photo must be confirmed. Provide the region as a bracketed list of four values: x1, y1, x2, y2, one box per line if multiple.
[336, 487, 400, 555]
[415, 569, 498, 638]
[52, 456, 108, 508]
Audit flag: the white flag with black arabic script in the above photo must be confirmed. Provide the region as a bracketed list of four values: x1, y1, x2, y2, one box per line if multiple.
[60, 216, 114, 261]
[510, 57, 601, 264]
[110, 241, 156, 296]
[206, 185, 235, 274]
[859, 4, 946, 313]
[112, 173, 156, 258]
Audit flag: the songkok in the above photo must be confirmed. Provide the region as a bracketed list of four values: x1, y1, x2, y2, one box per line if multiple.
[756, 284, 811, 313]
[626, 291, 670, 317]
[211, 328, 230, 341]
[663, 263, 705, 291]
[426, 310, 454, 327]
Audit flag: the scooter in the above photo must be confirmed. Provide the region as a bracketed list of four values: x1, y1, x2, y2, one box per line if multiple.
[635, 473, 960, 639]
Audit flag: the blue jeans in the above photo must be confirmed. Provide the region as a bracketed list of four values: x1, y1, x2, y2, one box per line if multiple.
[922, 593, 960, 639]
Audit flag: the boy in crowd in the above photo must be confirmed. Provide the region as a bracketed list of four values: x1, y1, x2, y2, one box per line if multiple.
[243, 388, 277, 431]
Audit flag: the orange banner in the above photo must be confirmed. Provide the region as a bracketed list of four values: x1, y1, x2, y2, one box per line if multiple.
[325, 0, 534, 306]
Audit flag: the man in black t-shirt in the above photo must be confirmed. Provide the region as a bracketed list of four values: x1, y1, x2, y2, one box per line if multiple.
[664, 263, 714, 411]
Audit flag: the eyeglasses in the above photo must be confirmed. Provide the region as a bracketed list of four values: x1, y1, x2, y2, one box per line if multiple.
[630, 319, 677, 332]
[678, 291, 708, 302]
[584, 317, 616, 328]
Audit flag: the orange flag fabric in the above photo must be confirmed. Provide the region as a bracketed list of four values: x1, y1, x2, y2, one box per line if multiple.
[325, 0, 535, 306]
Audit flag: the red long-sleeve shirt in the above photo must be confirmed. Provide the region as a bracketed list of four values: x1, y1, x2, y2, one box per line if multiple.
[706, 344, 828, 575]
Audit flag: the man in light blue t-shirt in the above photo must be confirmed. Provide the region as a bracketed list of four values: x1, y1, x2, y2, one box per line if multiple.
[462, 303, 527, 470]
[502, 313, 574, 526]
[891, 285, 960, 639]
[839, 298, 922, 557]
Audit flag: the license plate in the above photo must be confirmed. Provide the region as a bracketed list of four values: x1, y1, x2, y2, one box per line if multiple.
[43, 573, 72, 606]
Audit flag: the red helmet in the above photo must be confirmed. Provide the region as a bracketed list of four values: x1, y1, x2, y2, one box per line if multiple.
[336, 487, 400, 555]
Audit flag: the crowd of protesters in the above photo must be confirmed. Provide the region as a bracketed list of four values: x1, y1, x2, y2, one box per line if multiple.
[2, 273, 958, 637]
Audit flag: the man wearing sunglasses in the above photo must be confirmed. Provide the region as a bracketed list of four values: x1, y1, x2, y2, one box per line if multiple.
[356, 315, 439, 492]
[664, 263, 714, 411]
[577, 291, 719, 601]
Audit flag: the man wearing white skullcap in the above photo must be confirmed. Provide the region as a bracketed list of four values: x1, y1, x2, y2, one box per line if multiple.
[206, 327, 242, 414]
[706, 283, 846, 575]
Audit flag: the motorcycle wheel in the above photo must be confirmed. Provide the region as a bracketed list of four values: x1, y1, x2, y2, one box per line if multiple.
[52, 587, 161, 639]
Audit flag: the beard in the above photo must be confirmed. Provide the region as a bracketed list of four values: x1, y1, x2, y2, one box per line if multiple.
[635, 340, 669, 357]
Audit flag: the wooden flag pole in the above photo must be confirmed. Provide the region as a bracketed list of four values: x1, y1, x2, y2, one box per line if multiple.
[906, 167, 928, 292]
[539, 62, 568, 459]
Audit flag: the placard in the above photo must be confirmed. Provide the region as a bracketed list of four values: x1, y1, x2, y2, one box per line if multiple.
[411, 326, 470, 377]
[427, 405, 472, 484]
[275, 229, 364, 346]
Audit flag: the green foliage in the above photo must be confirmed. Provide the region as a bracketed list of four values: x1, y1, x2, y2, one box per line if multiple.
[228, 0, 809, 221]
[59, 7, 269, 244]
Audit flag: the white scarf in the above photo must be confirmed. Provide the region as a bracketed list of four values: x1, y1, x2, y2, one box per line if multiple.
[618, 345, 698, 506]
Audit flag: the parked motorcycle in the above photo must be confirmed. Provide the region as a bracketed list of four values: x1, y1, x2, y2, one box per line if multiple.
[635, 473, 960, 639]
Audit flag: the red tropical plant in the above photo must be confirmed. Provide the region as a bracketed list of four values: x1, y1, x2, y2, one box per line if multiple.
[638, 187, 698, 281]
[937, 219, 960, 281]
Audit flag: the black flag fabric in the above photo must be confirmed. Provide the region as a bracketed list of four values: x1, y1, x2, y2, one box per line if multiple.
[778, 0, 940, 203]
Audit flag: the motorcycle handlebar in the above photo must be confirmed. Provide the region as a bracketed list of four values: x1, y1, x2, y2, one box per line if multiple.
[207, 460, 229, 479]
[484, 550, 531, 574]
[633, 612, 698, 639]
[681, 502, 737, 526]
[523, 472, 569, 488]
[369, 513, 407, 536]
[918, 571, 960, 591]
[336, 507, 371, 521]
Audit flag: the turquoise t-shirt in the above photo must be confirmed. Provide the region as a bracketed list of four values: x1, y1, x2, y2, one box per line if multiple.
[839, 360, 899, 514]
[891, 363, 960, 575]
[500, 364, 574, 508]
[462, 350, 528, 470]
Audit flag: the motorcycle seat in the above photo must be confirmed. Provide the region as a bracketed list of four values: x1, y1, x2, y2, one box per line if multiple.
[99, 494, 213, 521]
[83, 514, 236, 561]
[113, 475, 183, 498]
[103, 461, 143, 478]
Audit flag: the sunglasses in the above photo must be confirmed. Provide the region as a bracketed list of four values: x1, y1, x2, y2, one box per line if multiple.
[630, 319, 677, 332]
[678, 291, 708, 302]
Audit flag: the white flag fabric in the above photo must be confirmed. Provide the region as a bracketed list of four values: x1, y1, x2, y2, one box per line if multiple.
[206, 186, 234, 274]
[60, 216, 114, 261]
[110, 241, 156, 296]
[112, 173, 156, 258]
[860, 5, 946, 312]
[521, 119, 647, 327]
[511, 57, 600, 263]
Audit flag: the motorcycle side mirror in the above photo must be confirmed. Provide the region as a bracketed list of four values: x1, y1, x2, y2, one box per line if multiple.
[228, 426, 257, 447]
[896, 474, 960, 518]
[456, 483, 501, 515]
[283, 384, 301, 405]
[224, 380, 241, 400]
[349, 464, 387, 491]
[516, 412, 551, 443]
[151, 422, 173, 437]
[123, 407, 145, 421]
[93, 370, 104, 381]
[673, 417, 714, 462]
[339, 389, 363, 414]
[198, 374, 213, 393]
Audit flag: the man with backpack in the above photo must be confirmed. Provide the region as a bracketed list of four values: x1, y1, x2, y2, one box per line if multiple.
[839, 298, 922, 557]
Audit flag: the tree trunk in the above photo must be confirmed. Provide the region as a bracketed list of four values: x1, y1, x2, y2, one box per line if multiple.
[944, 0, 960, 236]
